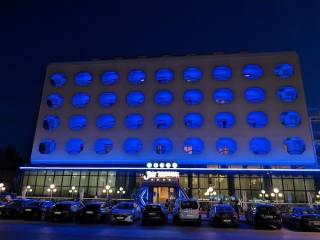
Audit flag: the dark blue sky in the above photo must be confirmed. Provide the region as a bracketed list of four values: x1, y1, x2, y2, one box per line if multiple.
[1, 0, 320, 157]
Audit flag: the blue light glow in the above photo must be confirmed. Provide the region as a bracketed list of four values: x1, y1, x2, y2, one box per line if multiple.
[183, 67, 202, 82]
[281, 111, 301, 127]
[216, 137, 237, 155]
[274, 63, 294, 79]
[184, 113, 203, 129]
[50, 73, 66, 87]
[244, 87, 265, 103]
[183, 89, 203, 105]
[125, 113, 144, 129]
[183, 137, 204, 154]
[47, 93, 63, 108]
[154, 90, 174, 105]
[283, 137, 305, 155]
[74, 72, 93, 86]
[126, 91, 145, 107]
[99, 92, 117, 107]
[100, 71, 119, 85]
[212, 66, 232, 81]
[66, 139, 84, 154]
[250, 137, 271, 155]
[155, 68, 174, 83]
[39, 139, 56, 154]
[277, 86, 298, 102]
[153, 138, 173, 154]
[69, 115, 87, 130]
[43, 115, 60, 131]
[213, 88, 233, 104]
[123, 138, 143, 154]
[154, 113, 173, 129]
[242, 64, 264, 80]
[128, 70, 146, 84]
[214, 112, 235, 128]
[247, 111, 268, 128]
[95, 138, 113, 154]
[72, 93, 90, 108]
[96, 114, 116, 130]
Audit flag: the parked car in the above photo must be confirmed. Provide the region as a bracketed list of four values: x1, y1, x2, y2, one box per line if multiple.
[142, 204, 167, 225]
[173, 199, 201, 226]
[208, 204, 239, 227]
[246, 204, 282, 229]
[77, 201, 110, 223]
[22, 200, 55, 221]
[50, 201, 84, 222]
[0, 199, 35, 219]
[283, 207, 320, 231]
[110, 202, 141, 224]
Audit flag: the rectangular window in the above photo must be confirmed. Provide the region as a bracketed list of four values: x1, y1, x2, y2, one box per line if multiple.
[304, 178, 315, 191]
[294, 178, 305, 191]
[282, 178, 294, 190]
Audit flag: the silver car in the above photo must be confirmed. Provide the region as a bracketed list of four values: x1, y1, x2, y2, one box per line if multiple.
[173, 199, 201, 226]
[110, 202, 141, 223]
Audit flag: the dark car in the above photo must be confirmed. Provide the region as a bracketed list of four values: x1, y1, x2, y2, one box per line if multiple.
[0, 199, 35, 219]
[142, 204, 167, 225]
[77, 201, 110, 223]
[22, 200, 55, 221]
[283, 207, 320, 231]
[50, 201, 84, 222]
[208, 204, 239, 227]
[246, 204, 282, 229]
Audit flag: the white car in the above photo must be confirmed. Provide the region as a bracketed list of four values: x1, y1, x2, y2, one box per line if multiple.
[173, 199, 201, 226]
[110, 202, 141, 223]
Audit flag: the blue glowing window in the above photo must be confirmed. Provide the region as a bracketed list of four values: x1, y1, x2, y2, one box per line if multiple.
[250, 137, 271, 155]
[153, 138, 173, 154]
[72, 93, 90, 108]
[183, 89, 203, 105]
[96, 115, 116, 130]
[100, 71, 119, 85]
[95, 138, 113, 154]
[244, 87, 265, 103]
[74, 72, 92, 86]
[216, 138, 237, 155]
[277, 86, 298, 102]
[125, 113, 144, 129]
[212, 66, 232, 81]
[154, 113, 173, 129]
[183, 137, 204, 154]
[99, 92, 117, 107]
[183, 67, 202, 83]
[154, 90, 174, 105]
[274, 63, 294, 79]
[128, 70, 146, 84]
[155, 68, 174, 84]
[215, 112, 235, 128]
[283, 137, 305, 155]
[50, 73, 66, 87]
[247, 111, 268, 128]
[43, 115, 60, 131]
[184, 113, 203, 129]
[66, 139, 84, 154]
[280, 111, 301, 127]
[242, 64, 263, 80]
[39, 139, 56, 154]
[69, 115, 87, 131]
[126, 91, 145, 107]
[213, 88, 233, 104]
[123, 138, 143, 154]
[47, 93, 63, 108]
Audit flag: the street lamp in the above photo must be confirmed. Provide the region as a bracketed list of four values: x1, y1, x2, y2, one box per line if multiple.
[260, 189, 267, 200]
[271, 188, 282, 203]
[47, 184, 57, 199]
[102, 185, 112, 203]
[0, 183, 6, 193]
[117, 187, 125, 199]
[26, 185, 33, 196]
[68, 186, 78, 199]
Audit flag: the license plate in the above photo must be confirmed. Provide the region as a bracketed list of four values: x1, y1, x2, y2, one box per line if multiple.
[311, 221, 320, 225]
[25, 209, 32, 212]
[116, 216, 124, 220]
[149, 213, 156, 216]
[223, 219, 231, 223]
[264, 215, 273, 219]
[86, 211, 94, 215]
[54, 211, 62, 215]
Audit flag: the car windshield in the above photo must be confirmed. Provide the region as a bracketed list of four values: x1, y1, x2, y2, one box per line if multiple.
[54, 203, 72, 210]
[7, 200, 28, 207]
[85, 203, 104, 210]
[145, 205, 161, 211]
[28, 202, 42, 207]
[181, 201, 198, 209]
[216, 206, 234, 213]
[116, 203, 134, 209]
[257, 206, 279, 215]
[299, 209, 320, 215]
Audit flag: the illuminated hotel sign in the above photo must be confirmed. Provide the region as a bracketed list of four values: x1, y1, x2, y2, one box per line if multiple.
[143, 171, 180, 180]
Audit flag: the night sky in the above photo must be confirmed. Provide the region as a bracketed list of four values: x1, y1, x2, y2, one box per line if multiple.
[1, 1, 320, 158]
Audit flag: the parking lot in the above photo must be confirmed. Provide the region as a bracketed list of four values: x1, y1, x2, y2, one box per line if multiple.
[0, 219, 319, 240]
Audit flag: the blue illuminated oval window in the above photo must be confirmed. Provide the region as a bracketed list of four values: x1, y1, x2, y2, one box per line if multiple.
[183, 89, 203, 105]
[39, 139, 56, 154]
[215, 112, 235, 128]
[123, 138, 143, 154]
[213, 88, 233, 104]
[96, 114, 116, 130]
[74, 72, 93, 86]
[212, 66, 232, 81]
[125, 113, 144, 129]
[244, 87, 265, 103]
[283, 137, 305, 155]
[250, 137, 271, 155]
[247, 111, 268, 128]
[72, 93, 90, 108]
[155, 68, 174, 84]
[154, 113, 173, 129]
[69, 115, 87, 131]
[153, 138, 173, 154]
[43, 115, 60, 131]
[154, 90, 174, 106]
[277, 86, 298, 102]
[184, 113, 203, 129]
[128, 69, 146, 85]
[216, 138, 237, 155]
[242, 64, 263, 80]
[50, 73, 66, 87]
[100, 71, 119, 85]
[95, 138, 113, 154]
[280, 111, 301, 127]
[274, 63, 294, 79]
[183, 67, 202, 83]
[126, 91, 145, 107]
[66, 139, 84, 154]
[99, 92, 117, 107]
[183, 137, 204, 154]
[47, 93, 63, 109]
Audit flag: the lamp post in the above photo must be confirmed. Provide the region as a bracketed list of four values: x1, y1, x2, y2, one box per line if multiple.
[0, 183, 6, 193]
[117, 187, 125, 199]
[102, 185, 113, 203]
[316, 191, 320, 201]
[47, 184, 57, 200]
[271, 188, 282, 203]
[68, 186, 78, 199]
[26, 185, 33, 196]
